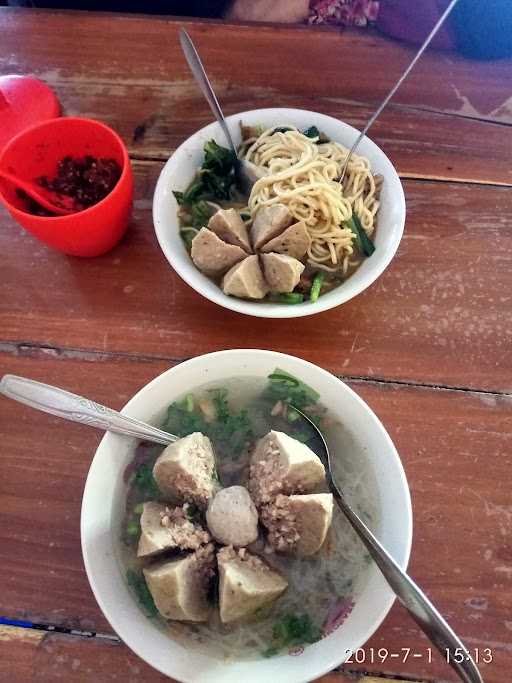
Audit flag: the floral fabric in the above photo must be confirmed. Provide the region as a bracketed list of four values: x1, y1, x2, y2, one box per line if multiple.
[308, 0, 380, 27]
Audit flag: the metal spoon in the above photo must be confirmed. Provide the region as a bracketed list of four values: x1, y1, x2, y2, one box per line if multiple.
[339, 0, 460, 182]
[179, 28, 264, 195]
[291, 405, 483, 683]
[0, 374, 177, 445]
[0, 169, 74, 216]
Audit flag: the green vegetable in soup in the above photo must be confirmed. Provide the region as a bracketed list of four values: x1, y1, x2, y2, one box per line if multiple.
[174, 140, 237, 206]
[262, 612, 321, 657]
[184, 502, 202, 523]
[126, 569, 158, 618]
[309, 271, 325, 303]
[303, 125, 320, 139]
[134, 463, 160, 500]
[162, 388, 253, 460]
[269, 292, 304, 305]
[267, 368, 320, 410]
[345, 213, 375, 257]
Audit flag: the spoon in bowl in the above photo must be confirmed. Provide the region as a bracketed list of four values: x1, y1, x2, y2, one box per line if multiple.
[179, 28, 264, 195]
[0, 374, 178, 444]
[291, 406, 483, 683]
[0, 169, 74, 216]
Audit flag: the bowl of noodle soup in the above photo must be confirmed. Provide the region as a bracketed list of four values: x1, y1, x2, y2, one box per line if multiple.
[81, 349, 412, 682]
[153, 109, 405, 317]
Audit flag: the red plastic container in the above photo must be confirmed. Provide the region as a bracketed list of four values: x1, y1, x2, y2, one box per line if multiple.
[0, 117, 133, 257]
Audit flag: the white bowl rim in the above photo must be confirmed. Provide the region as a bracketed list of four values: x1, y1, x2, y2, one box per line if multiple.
[81, 350, 412, 683]
[152, 108, 406, 319]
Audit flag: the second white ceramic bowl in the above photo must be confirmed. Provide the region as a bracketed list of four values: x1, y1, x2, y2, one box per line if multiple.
[153, 108, 405, 318]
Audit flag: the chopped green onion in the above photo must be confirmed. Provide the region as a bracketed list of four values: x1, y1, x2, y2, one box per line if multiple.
[184, 393, 195, 412]
[127, 519, 140, 536]
[134, 503, 144, 515]
[271, 292, 304, 305]
[273, 126, 293, 134]
[309, 271, 325, 303]
[345, 214, 375, 257]
[287, 408, 300, 423]
[126, 570, 158, 618]
[268, 373, 299, 386]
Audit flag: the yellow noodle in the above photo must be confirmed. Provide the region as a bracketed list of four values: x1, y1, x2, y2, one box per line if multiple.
[242, 126, 380, 270]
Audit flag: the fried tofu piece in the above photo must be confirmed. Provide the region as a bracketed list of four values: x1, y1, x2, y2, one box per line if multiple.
[191, 228, 246, 277]
[137, 502, 210, 558]
[217, 547, 288, 623]
[143, 544, 215, 621]
[260, 221, 311, 259]
[153, 432, 218, 508]
[261, 493, 333, 556]
[249, 430, 325, 505]
[261, 252, 305, 293]
[222, 254, 269, 299]
[250, 204, 292, 250]
[206, 486, 258, 547]
[208, 208, 251, 252]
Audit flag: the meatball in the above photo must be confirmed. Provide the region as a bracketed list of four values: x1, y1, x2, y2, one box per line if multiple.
[206, 486, 259, 547]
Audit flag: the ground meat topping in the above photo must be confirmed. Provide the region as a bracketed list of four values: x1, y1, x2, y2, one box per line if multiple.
[218, 545, 272, 573]
[249, 456, 286, 506]
[192, 542, 216, 586]
[159, 505, 210, 549]
[260, 494, 300, 552]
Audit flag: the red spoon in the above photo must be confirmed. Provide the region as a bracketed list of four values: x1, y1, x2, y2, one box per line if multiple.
[0, 169, 74, 216]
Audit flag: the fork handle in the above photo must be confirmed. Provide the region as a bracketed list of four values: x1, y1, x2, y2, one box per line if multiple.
[0, 374, 177, 445]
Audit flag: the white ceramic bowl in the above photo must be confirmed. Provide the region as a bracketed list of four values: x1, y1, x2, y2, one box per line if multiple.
[81, 350, 412, 683]
[153, 109, 405, 318]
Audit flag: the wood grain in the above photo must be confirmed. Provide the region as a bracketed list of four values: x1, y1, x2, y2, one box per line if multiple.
[0, 626, 420, 683]
[0, 351, 510, 682]
[1, 160, 511, 392]
[1, 9, 512, 186]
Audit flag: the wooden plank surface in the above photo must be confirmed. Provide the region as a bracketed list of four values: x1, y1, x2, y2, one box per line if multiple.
[1, 9, 512, 187]
[0, 626, 420, 683]
[1, 160, 511, 393]
[1, 351, 510, 682]
[1, 8, 510, 683]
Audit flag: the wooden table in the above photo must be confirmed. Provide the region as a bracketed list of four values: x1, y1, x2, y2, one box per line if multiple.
[1, 8, 511, 683]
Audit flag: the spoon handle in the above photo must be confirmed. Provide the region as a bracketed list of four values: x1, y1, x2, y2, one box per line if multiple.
[0, 374, 177, 446]
[179, 28, 238, 156]
[329, 480, 483, 683]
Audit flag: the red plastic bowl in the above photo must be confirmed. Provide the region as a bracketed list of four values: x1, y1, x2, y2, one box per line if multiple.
[0, 117, 133, 257]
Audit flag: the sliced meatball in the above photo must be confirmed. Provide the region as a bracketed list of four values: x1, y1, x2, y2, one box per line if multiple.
[191, 228, 246, 277]
[222, 255, 269, 299]
[260, 493, 333, 556]
[206, 486, 258, 547]
[153, 432, 218, 508]
[208, 208, 251, 252]
[260, 221, 311, 259]
[250, 204, 292, 250]
[217, 546, 288, 623]
[137, 502, 210, 558]
[143, 543, 215, 621]
[261, 252, 305, 293]
[249, 430, 325, 505]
